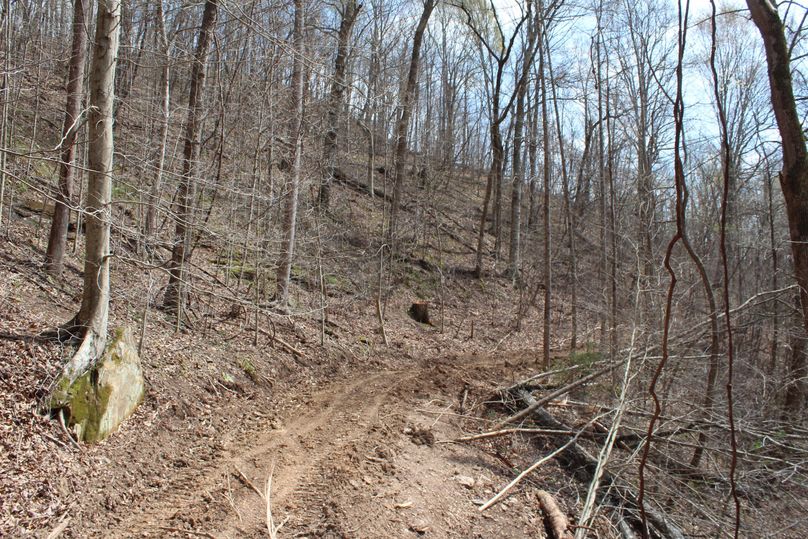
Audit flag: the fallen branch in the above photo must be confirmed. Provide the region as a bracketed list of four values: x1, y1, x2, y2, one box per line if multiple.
[156, 527, 217, 539]
[234, 467, 265, 500]
[499, 361, 606, 393]
[266, 463, 285, 539]
[58, 409, 81, 450]
[256, 326, 306, 359]
[332, 167, 392, 201]
[440, 428, 574, 444]
[537, 490, 573, 539]
[492, 361, 623, 431]
[513, 389, 686, 539]
[478, 425, 588, 511]
[218, 318, 306, 359]
[46, 517, 71, 539]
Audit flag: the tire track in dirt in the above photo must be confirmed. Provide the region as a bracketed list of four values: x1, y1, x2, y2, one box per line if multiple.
[106, 352, 541, 538]
[111, 368, 417, 538]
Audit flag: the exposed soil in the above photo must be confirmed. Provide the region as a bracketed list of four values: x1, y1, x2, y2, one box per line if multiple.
[105, 352, 555, 539]
[0, 219, 573, 539]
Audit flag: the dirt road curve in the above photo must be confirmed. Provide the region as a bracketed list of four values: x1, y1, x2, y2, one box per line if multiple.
[108, 354, 548, 538]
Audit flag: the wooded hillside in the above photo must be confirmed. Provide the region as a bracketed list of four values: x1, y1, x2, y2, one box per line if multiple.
[1, 0, 807, 537]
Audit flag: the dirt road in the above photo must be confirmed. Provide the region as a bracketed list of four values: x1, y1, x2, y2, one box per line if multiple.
[108, 353, 550, 538]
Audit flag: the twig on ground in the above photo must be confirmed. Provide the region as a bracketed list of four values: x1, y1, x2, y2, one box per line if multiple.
[256, 326, 305, 358]
[234, 466, 265, 499]
[225, 473, 242, 522]
[46, 516, 71, 539]
[478, 420, 593, 511]
[58, 409, 81, 450]
[266, 463, 277, 538]
[439, 427, 574, 444]
[156, 527, 218, 539]
[491, 361, 623, 430]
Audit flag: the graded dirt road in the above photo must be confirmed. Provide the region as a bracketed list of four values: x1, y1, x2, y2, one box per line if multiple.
[108, 353, 550, 539]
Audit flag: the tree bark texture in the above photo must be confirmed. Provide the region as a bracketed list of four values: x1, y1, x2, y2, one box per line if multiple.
[61, 0, 120, 384]
[275, 0, 306, 307]
[318, 0, 362, 210]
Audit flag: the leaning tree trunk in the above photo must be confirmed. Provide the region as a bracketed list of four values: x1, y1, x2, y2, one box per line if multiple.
[58, 0, 120, 385]
[318, 0, 361, 210]
[44, 0, 89, 275]
[275, 0, 305, 308]
[164, 0, 218, 312]
[388, 0, 436, 245]
[746, 0, 808, 415]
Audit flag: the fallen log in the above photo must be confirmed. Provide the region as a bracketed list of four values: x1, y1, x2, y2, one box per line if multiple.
[331, 167, 392, 202]
[499, 361, 608, 393]
[537, 490, 574, 539]
[514, 389, 686, 539]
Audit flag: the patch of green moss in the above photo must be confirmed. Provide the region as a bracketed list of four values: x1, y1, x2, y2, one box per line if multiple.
[557, 344, 603, 385]
[238, 358, 259, 383]
[568, 349, 602, 369]
[59, 368, 113, 443]
[290, 264, 306, 281]
[225, 264, 256, 281]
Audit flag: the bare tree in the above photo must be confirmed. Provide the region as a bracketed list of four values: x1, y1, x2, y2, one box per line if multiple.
[164, 0, 219, 313]
[275, 0, 306, 308]
[389, 0, 437, 244]
[458, 1, 529, 277]
[44, 0, 89, 275]
[318, 0, 362, 210]
[57, 0, 121, 385]
[745, 0, 808, 413]
[508, 1, 538, 280]
[144, 0, 173, 244]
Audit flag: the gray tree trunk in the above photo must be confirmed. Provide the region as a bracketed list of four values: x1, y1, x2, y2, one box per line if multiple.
[388, 0, 436, 244]
[275, 0, 306, 308]
[144, 0, 171, 243]
[59, 0, 120, 384]
[318, 0, 361, 210]
[746, 0, 808, 415]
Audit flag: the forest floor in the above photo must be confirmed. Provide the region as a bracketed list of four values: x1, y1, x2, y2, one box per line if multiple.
[0, 208, 583, 538]
[3, 169, 807, 537]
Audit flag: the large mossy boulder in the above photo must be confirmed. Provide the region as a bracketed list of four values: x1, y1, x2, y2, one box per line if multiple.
[52, 327, 145, 443]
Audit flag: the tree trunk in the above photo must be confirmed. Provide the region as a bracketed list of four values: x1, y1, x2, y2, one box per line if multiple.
[164, 0, 218, 312]
[58, 0, 120, 385]
[44, 0, 88, 275]
[784, 294, 807, 418]
[388, 0, 436, 244]
[546, 27, 578, 354]
[539, 22, 551, 369]
[476, 122, 504, 275]
[508, 7, 537, 280]
[318, 0, 361, 210]
[275, 0, 306, 308]
[746, 0, 808, 414]
[144, 0, 171, 243]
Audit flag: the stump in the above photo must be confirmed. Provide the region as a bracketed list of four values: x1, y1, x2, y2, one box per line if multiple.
[408, 301, 431, 325]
